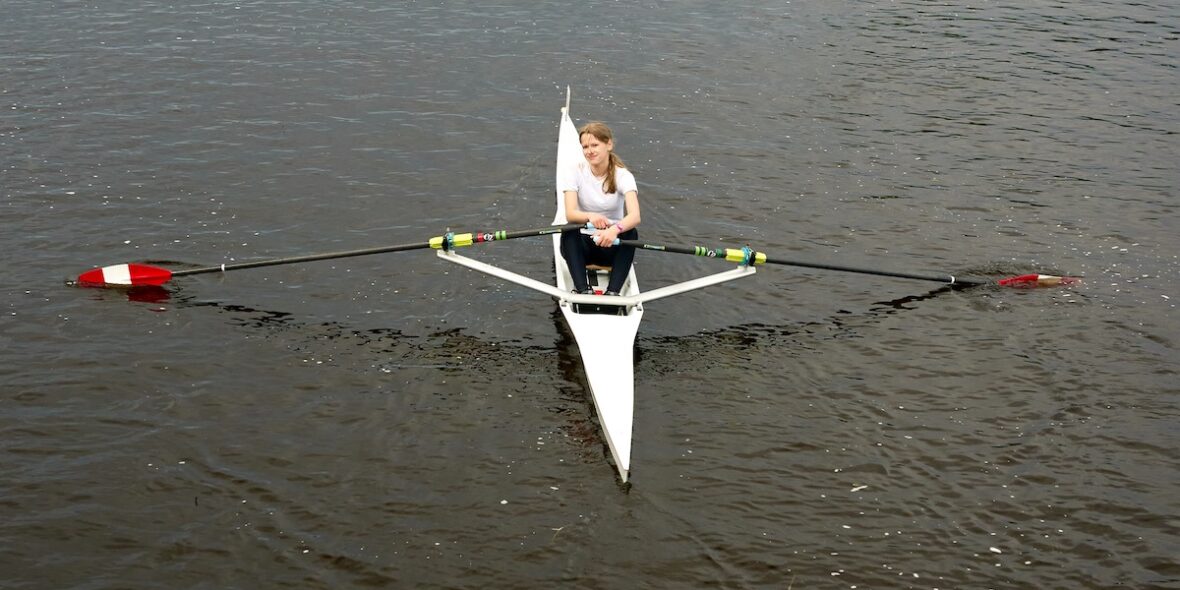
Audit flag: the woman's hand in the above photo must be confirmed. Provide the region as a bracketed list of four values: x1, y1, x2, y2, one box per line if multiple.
[593, 224, 621, 247]
[587, 213, 610, 229]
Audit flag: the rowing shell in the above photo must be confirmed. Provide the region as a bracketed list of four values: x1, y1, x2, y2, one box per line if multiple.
[549, 91, 644, 482]
[436, 88, 757, 482]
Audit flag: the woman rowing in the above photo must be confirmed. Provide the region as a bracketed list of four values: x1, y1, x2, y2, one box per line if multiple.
[559, 121, 641, 296]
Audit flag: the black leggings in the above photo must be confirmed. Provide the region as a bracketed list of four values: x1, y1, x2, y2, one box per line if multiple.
[559, 227, 638, 293]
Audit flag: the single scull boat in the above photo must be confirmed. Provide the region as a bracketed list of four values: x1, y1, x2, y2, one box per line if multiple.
[74, 88, 1079, 482]
[437, 89, 757, 481]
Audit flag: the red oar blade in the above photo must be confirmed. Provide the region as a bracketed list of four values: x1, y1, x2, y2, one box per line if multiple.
[77, 263, 173, 287]
[996, 273, 1081, 288]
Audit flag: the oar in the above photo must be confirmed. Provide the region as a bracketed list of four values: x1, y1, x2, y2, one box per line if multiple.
[77, 223, 583, 288]
[614, 239, 1080, 288]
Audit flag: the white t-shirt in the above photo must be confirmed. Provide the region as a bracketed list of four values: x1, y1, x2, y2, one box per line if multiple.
[560, 161, 637, 223]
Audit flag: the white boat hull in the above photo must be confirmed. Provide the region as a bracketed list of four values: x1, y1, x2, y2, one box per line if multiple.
[552, 96, 642, 483]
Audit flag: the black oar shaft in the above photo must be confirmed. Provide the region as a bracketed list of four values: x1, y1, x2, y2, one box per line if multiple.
[760, 257, 984, 286]
[171, 242, 428, 277]
[172, 222, 581, 278]
[616, 239, 985, 287]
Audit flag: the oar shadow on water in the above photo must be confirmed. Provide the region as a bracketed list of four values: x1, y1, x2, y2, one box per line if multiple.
[126, 289, 618, 470]
[641, 283, 961, 356]
[636, 260, 1084, 373]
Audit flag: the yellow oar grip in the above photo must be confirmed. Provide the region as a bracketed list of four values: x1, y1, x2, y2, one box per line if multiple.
[722, 248, 766, 265]
[429, 233, 475, 249]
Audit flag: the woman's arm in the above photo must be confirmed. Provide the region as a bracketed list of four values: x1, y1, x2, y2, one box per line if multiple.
[564, 190, 611, 228]
[618, 190, 641, 231]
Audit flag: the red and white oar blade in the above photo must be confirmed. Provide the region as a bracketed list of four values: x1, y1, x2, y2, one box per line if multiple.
[77, 263, 173, 287]
[997, 273, 1081, 288]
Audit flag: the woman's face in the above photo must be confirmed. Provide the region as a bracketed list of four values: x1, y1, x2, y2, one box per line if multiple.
[581, 133, 612, 169]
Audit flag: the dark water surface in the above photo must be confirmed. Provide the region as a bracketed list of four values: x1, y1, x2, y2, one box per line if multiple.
[3, 1, 1178, 588]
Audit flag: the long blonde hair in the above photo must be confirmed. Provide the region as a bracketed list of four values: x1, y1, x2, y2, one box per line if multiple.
[579, 121, 627, 194]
